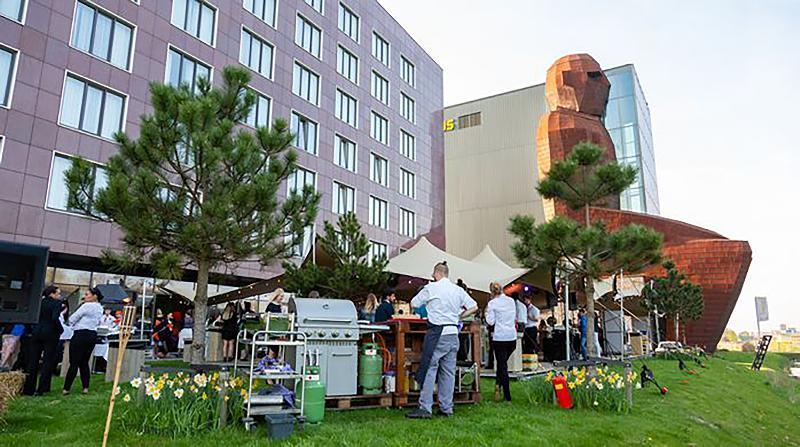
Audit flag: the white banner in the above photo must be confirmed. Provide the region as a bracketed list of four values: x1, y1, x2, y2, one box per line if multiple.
[755, 296, 769, 322]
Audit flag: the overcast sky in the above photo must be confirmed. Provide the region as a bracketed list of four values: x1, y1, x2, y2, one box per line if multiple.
[380, 0, 800, 333]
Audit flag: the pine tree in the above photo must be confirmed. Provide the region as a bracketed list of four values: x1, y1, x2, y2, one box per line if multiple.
[642, 260, 704, 342]
[64, 66, 320, 363]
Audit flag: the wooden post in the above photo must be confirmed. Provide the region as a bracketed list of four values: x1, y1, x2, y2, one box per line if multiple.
[624, 363, 633, 409]
[102, 305, 136, 447]
[136, 369, 147, 403]
[218, 370, 229, 428]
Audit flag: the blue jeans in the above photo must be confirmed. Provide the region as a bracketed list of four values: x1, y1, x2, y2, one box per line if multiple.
[418, 334, 459, 414]
[580, 334, 588, 360]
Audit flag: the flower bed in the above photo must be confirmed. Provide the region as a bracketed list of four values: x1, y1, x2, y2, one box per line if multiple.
[117, 371, 247, 437]
[523, 367, 640, 412]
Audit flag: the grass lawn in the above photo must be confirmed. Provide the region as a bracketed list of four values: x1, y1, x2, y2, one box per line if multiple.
[1, 351, 798, 446]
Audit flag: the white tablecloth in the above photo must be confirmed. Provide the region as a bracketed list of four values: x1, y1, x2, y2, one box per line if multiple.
[93, 342, 109, 361]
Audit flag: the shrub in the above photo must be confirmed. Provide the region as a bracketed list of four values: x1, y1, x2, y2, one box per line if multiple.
[522, 366, 639, 412]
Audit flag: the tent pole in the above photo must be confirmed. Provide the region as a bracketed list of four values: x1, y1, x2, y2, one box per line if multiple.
[140, 280, 148, 340]
[565, 275, 570, 362]
[619, 270, 624, 361]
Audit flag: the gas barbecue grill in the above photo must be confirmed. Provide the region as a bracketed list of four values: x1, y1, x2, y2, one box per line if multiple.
[287, 298, 387, 396]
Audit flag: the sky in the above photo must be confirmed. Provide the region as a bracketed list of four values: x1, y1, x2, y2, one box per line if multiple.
[380, 0, 800, 333]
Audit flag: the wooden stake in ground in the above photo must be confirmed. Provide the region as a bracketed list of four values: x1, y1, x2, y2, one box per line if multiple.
[102, 305, 136, 447]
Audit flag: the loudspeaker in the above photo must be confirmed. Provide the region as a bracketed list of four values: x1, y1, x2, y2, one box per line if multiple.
[0, 241, 49, 324]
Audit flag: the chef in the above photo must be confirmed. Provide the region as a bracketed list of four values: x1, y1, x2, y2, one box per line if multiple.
[406, 262, 478, 419]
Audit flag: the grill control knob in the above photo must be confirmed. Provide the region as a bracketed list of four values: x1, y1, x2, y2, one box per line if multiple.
[344, 331, 352, 338]
[331, 331, 340, 338]
[304, 331, 313, 338]
[317, 331, 326, 338]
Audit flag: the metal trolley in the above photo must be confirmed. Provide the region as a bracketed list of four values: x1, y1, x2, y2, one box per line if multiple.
[242, 329, 308, 431]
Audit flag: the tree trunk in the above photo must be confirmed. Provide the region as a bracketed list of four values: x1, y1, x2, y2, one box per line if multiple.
[674, 313, 680, 344]
[191, 259, 211, 364]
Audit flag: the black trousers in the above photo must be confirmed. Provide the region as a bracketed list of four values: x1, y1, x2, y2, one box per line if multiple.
[493, 340, 516, 401]
[63, 329, 97, 391]
[23, 336, 60, 395]
[522, 326, 539, 354]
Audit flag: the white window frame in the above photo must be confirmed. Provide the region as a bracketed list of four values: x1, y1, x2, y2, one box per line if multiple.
[44, 151, 108, 218]
[369, 241, 387, 263]
[372, 31, 390, 67]
[369, 195, 388, 229]
[164, 45, 213, 94]
[69, 0, 137, 72]
[400, 129, 416, 161]
[58, 70, 129, 142]
[286, 165, 317, 196]
[399, 207, 416, 238]
[292, 61, 321, 106]
[290, 110, 319, 155]
[0, 0, 28, 24]
[333, 133, 357, 172]
[336, 44, 359, 86]
[370, 70, 389, 106]
[401, 55, 415, 88]
[369, 152, 389, 188]
[370, 111, 389, 146]
[243, 0, 278, 28]
[170, 0, 218, 47]
[295, 13, 323, 59]
[332, 180, 356, 215]
[240, 26, 275, 80]
[401, 92, 416, 124]
[337, 2, 359, 43]
[0, 43, 20, 110]
[335, 88, 358, 128]
[400, 168, 416, 199]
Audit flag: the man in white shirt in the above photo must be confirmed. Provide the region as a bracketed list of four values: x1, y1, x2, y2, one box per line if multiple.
[406, 262, 478, 419]
[523, 296, 541, 354]
[513, 293, 527, 332]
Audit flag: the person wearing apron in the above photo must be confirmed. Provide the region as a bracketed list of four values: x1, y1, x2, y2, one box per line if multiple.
[406, 262, 478, 419]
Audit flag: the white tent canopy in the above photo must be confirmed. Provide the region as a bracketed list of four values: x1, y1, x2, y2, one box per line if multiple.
[385, 238, 532, 293]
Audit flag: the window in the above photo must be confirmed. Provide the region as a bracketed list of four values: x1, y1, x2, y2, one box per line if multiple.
[334, 134, 356, 172]
[401, 56, 415, 87]
[401, 93, 415, 124]
[292, 62, 320, 106]
[166, 47, 211, 94]
[335, 89, 358, 128]
[71, 2, 134, 70]
[0, 0, 25, 22]
[240, 28, 274, 79]
[287, 166, 316, 195]
[305, 0, 323, 13]
[370, 152, 388, 187]
[243, 0, 277, 27]
[290, 225, 314, 258]
[370, 112, 388, 146]
[338, 3, 359, 42]
[369, 241, 387, 261]
[47, 153, 107, 215]
[400, 130, 415, 160]
[399, 207, 416, 238]
[369, 196, 388, 229]
[290, 112, 318, 155]
[0, 135, 5, 164]
[332, 181, 355, 214]
[60, 74, 126, 139]
[171, 0, 216, 46]
[0, 45, 18, 108]
[370, 71, 389, 106]
[243, 90, 271, 128]
[336, 45, 358, 84]
[295, 15, 322, 58]
[372, 32, 389, 67]
[457, 112, 481, 129]
[400, 168, 415, 199]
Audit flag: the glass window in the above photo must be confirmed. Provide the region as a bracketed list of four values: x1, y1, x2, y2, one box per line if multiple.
[287, 166, 316, 195]
[338, 3, 359, 42]
[369, 241, 387, 262]
[400, 168, 415, 199]
[370, 112, 388, 146]
[240, 28, 274, 79]
[243, 0, 277, 27]
[292, 62, 320, 105]
[371, 71, 389, 105]
[0, 45, 18, 107]
[171, 0, 216, 45]
[304, 0, 324, 13]
[59, 74, 125, 139]
[332, 181, 355, 214]
[166, 47, 211, 94]
[401, 93, 415, 124]
[336, 45, 358, 84]
[47, 153, 107, 214]
[0, 135, 5, 164]
[295, 14, 322, 58]
[370, 152, 388, 187]
[244, 90, 271, 128]
[618, 97, 636, 127]
[0, 0, 25, 22]
[400, 130, 415, 160]
[335, 89, 358, 128]
[334, 134, 356, 172]
[290, 112, 318, 155]
[399, 207, 416, 238]
[401, 56, 415, 88]
[372, 32, 390, 67]
[608, 70, 633, 99]
[369, 196, 388, 229]
[289, 225, 314, 258]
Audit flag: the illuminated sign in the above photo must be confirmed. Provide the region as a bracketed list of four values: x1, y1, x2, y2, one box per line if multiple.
[443, 118, 455, 132]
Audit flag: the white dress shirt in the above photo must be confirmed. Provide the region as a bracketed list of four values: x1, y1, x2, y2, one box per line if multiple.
[485, 294, 517, 342]
[515, 300, 527, 326]
[411, 278, 478, 335]
[69, 302, 103, 332]
[59, 314, 73, 340]
[526, 304, 541, 328]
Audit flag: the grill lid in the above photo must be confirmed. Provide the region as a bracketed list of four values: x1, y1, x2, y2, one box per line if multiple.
[289, 297, 358, 329]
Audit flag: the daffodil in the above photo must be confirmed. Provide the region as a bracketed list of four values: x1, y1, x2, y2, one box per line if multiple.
[174, 388, 185, 399]
[568, 381, 576, 389]
[201, 392, 208, 401]
[190, 385, 198, 393]
[593, 400, 599, 406]
[123, 393, 131, 403]
[152, 390, 161, 401]
[130, 377, 142, 389]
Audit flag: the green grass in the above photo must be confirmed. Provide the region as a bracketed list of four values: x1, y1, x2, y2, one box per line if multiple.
[2, 352, 799, 446]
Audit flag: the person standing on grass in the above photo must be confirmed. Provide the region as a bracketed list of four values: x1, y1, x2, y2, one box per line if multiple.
[578, 307, 589, 360]
[23, 285, 64, 396]
[63, 287, 104, 395]
[219, 303, 239, 363]
[406, 262, 478, 419]
[485, 282, 517, 402]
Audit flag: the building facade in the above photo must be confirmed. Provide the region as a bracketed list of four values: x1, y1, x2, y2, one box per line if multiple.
[443, 64, 657, 263]
[0, 0, 444, 291]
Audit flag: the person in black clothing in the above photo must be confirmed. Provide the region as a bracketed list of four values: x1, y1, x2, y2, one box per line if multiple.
[23, 285, 63, 396]
[219, 303, 239, 362]
[373, 291, 396, 323]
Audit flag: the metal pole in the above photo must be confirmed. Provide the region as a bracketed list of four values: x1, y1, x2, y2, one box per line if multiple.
[653, 304, 660, 345]
[140, 280, 148, 340]
[619, 270, 624, 361]
[565, 277, 570, 362]
[755, 298, 761, 340]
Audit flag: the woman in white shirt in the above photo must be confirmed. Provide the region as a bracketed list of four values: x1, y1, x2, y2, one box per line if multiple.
[485, 282, 517, 402]
[62, 287, 104, 395]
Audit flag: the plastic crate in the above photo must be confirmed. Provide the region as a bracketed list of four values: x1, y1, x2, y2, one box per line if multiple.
[264, 413, 295, 440]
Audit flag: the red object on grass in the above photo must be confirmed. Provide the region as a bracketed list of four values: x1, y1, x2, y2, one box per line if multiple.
[552, 374, 573, 409]
[660, 387, 669, 395]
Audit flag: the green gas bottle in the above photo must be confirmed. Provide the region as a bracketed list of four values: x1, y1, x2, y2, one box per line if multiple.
[359, 343, 383, 395]
[298, 365, 325, 423]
